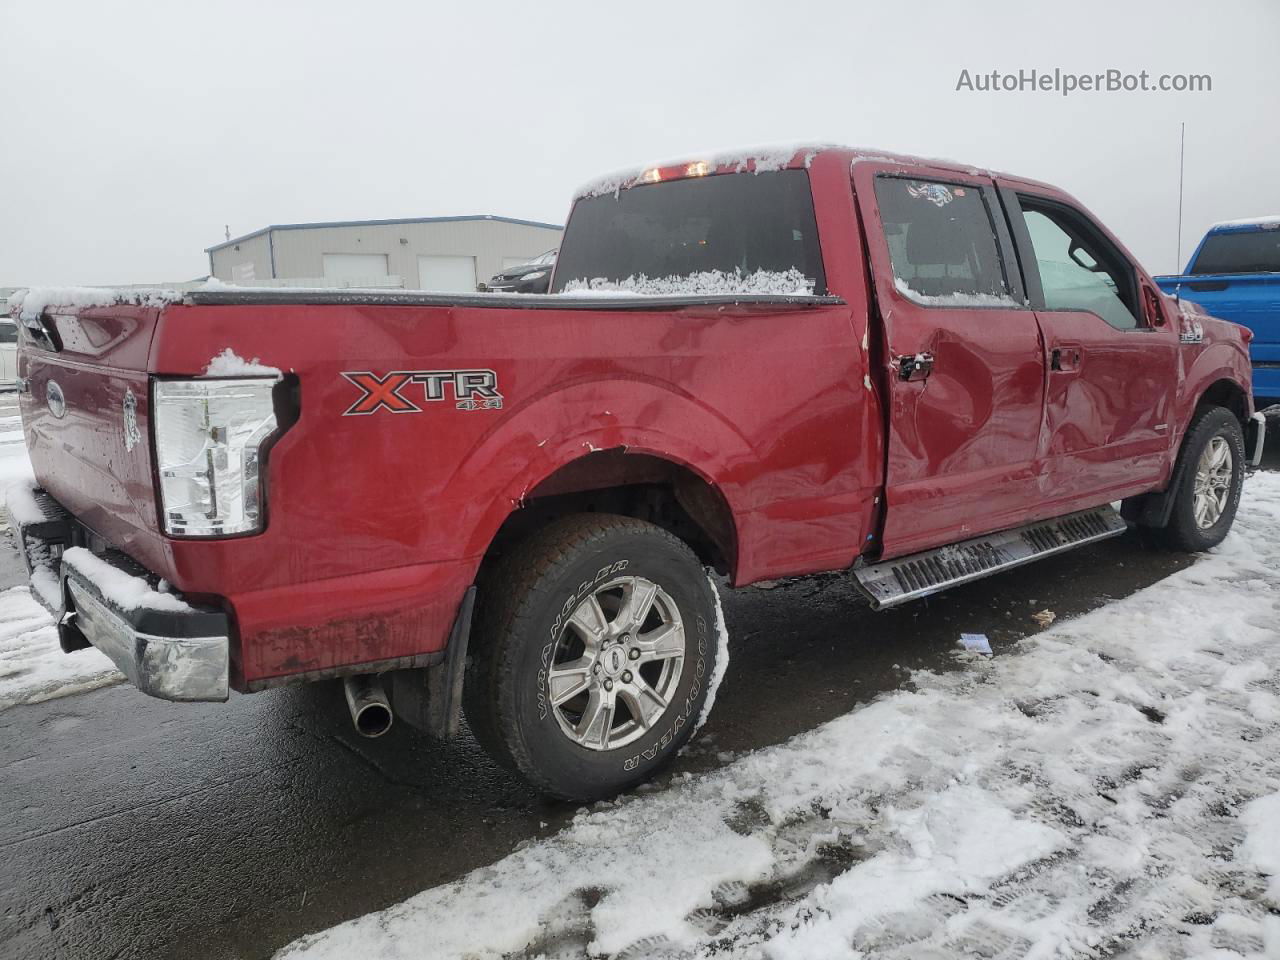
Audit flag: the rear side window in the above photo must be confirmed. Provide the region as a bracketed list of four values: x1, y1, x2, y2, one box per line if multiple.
[1191, 229, 1280, 274]
[552, 169, 826, 294]
[873, 177, 1011, 303]
[0, 322, 16, 345]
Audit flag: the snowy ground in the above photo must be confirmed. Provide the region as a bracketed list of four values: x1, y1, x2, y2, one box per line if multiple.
[280, 472, 1280, 960]
[0, 401, 121, 709]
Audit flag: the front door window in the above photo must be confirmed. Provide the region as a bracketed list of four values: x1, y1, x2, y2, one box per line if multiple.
[1020, 204, 1141, 330]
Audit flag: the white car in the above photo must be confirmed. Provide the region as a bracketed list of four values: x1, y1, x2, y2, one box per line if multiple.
[0, 319, 18, 389]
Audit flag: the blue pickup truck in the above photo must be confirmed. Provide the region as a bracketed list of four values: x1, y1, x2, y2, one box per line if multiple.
[1156, 217, 1280, 402]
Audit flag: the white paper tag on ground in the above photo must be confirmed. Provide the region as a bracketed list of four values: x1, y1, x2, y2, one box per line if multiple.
[958, 633, 993, 655]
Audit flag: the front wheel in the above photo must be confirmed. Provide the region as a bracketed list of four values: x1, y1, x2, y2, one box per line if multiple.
[1156, 406, 1246, 552]
[464, 514, 722, 801]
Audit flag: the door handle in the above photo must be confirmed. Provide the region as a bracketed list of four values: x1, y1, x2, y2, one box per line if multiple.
[897, 352, 934, 382]
[1049, 346, 1081, 372]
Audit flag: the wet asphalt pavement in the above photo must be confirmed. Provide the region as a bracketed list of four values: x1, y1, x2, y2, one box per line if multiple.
[3, 411, 1278, 960]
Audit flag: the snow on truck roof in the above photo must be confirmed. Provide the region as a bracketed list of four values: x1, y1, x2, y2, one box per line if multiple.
[573, 143, 1015, 199]
[1208, 215, 1280, 231]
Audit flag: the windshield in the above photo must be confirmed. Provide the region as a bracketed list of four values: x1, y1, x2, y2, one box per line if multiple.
[551, 169, 826, 295]
[1191, 229, 1280, 274]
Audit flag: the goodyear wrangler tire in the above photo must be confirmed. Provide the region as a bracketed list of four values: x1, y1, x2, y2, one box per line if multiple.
[464, 514, 720, 801]
[1156, 406, 1246, 552]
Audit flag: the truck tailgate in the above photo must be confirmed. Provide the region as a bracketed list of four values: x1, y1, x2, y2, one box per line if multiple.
[17, 305, 169, 572]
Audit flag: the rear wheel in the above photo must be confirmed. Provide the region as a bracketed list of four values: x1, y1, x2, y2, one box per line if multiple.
[1155, 406, 1246, 551]
[464, 514, 721, 801]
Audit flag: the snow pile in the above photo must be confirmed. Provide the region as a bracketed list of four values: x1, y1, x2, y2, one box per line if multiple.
[6, 286, 182, 321]
[204, 347, 282, 377]
[60, 548, 191, 613]
[0, 587, 120, 710]
[561, 268, 816, 298]
[281, 472, 1280, 960]
[0, 436, 120, 709]
[894, 277, 1019, 308]
[5, 479, 47, 528]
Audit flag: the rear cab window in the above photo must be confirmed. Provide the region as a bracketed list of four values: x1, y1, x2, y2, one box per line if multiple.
[1191, 229, 1280, 274]
[872, 176, 1016, 306]
[552, 169, 827, 295]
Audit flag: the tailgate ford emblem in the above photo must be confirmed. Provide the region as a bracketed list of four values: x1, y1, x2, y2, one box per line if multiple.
[46, 380, 66, 419]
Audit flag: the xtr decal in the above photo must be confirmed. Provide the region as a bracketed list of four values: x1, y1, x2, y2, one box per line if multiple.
[341, 369, 503, 416]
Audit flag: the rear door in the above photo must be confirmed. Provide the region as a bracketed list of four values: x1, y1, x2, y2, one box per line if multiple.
[853, 162, 1046, 558]
[999, 185, 1179, 507]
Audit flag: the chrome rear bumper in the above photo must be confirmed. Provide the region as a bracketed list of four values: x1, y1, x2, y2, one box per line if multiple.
[5, 484, 231, 702]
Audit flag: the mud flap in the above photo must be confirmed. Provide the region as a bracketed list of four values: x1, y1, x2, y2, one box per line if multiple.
[389, 586, 476, 739]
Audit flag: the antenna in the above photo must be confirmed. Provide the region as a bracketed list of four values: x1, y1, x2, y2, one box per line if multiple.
[1176, 122, 1186, 272]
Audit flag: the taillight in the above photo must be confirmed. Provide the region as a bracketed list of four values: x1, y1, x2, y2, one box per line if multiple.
[153, 378, 279, 536]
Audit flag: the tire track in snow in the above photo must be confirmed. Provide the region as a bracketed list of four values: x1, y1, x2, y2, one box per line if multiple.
[279, 473, 1280, 960]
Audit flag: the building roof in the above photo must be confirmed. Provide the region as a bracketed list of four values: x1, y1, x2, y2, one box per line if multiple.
[206, 214, 563, 254]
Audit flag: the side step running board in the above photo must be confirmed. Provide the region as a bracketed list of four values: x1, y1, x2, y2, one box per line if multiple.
[853, 505, 1127, 609]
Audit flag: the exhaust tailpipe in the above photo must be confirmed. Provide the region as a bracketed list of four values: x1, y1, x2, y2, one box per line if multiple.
[343, 674, 394, 738]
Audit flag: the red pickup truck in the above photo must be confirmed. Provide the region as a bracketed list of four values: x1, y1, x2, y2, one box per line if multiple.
[7, 146, 1264, 800]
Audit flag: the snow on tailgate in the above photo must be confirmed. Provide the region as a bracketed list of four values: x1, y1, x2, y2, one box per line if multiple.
[280, 472, 1280, 960]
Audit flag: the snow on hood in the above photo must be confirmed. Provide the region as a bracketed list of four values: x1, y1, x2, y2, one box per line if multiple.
[560, 267, 816, 298]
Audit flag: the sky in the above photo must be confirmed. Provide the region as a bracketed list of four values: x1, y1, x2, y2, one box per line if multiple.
[2, 0, 1278, 286]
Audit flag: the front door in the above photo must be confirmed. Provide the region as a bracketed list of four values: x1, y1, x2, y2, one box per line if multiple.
[1000, 186, 1179, 509]
[853, 163, 1047, 559]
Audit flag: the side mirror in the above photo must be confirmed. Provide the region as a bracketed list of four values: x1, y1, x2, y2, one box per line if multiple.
[1143, 286, 1167, 327]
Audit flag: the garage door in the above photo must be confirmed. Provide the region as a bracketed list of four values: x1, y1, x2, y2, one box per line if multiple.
[322, 253, 389, 281]
[418, 255, 477, 293]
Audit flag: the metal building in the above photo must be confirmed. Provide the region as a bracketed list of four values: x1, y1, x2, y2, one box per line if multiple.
[206, 215, 562, 292]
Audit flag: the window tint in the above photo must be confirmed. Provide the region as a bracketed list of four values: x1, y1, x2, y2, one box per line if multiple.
[873, 177, 1009, 302]
[552, 169, 826, 294]
[1021, 206, 1139, 330]
[1191, 229, 1280, 275]
[0, 322, 16, 345]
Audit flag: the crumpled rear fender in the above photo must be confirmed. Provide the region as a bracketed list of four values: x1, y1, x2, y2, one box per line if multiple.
[447, 378, 756, 565]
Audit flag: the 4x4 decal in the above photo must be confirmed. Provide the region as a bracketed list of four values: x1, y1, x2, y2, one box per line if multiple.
[341, 370, 504, 416]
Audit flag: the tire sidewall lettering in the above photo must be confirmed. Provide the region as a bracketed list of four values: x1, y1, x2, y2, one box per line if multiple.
[621, 599, 710, 773]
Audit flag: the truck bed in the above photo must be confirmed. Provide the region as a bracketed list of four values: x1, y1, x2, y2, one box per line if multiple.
[182, 287, 843, 310]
